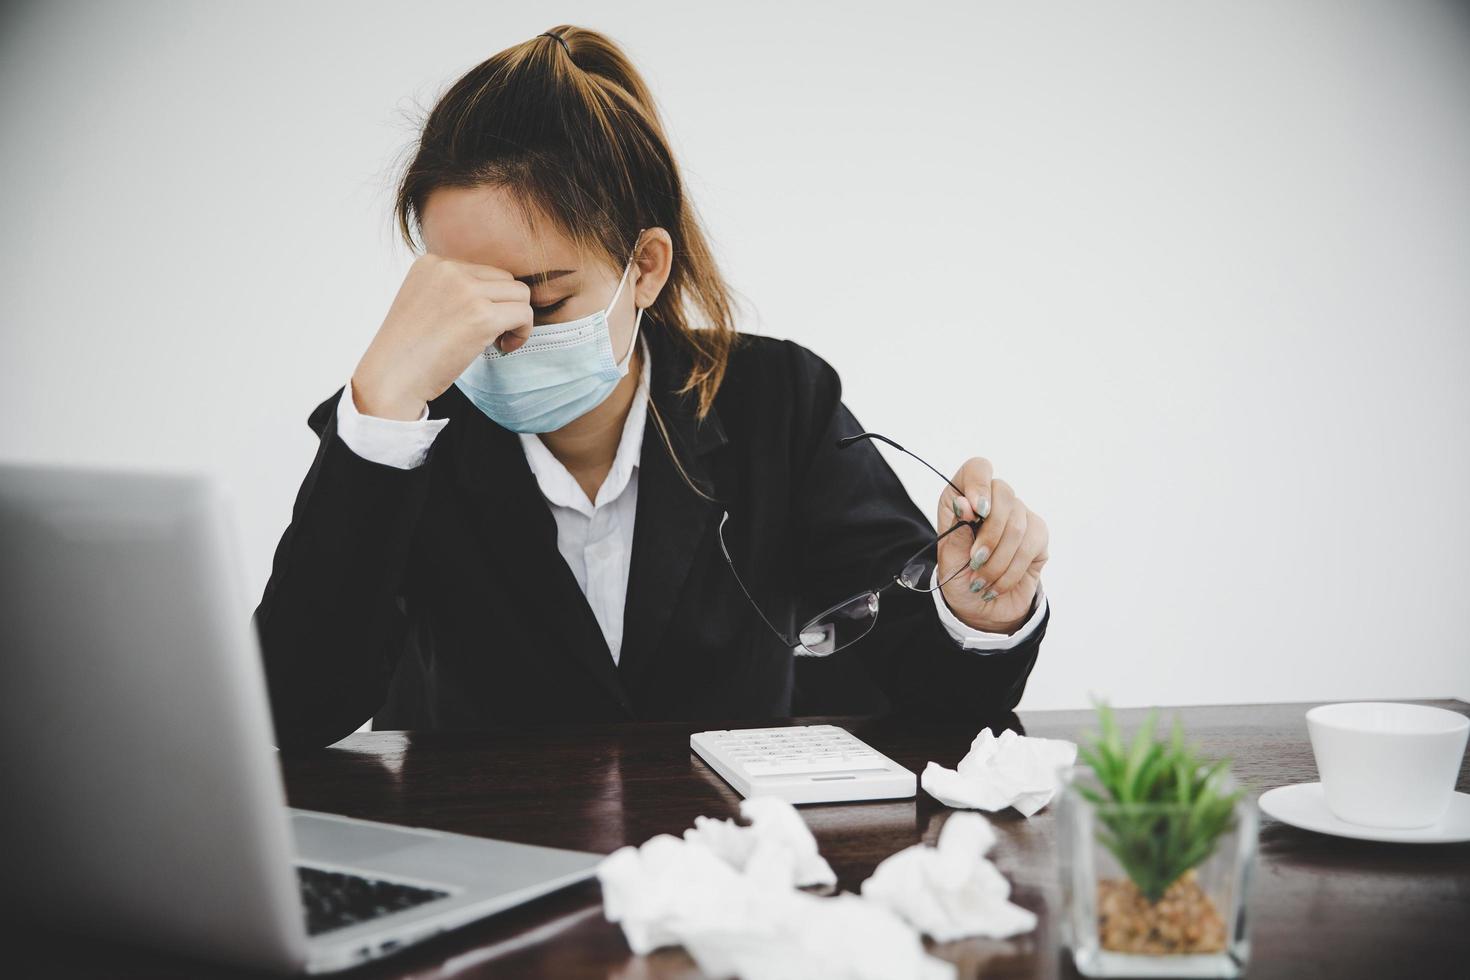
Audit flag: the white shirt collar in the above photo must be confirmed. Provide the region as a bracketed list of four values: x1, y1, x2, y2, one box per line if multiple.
[518, 336, 651, 516]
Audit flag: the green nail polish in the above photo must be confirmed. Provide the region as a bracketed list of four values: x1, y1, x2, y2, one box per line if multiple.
[969, 546, 989, 570]
[969, 579, 985, 594]
[951, 498, 964, 518]
[982, 589, 998, 602]
[977, 496, 991, 519]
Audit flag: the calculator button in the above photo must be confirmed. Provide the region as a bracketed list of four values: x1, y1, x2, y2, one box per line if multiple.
[745, 757, 891, 777]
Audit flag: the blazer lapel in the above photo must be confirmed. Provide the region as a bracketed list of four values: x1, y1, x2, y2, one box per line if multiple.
[617, 329, 729, 691]
[439, 385, 633, 715]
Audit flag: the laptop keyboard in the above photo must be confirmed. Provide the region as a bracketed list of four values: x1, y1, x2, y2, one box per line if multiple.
[296, 865, 450, 936]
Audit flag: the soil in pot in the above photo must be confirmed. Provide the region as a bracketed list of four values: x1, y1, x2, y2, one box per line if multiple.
[1096, 869, 1227, 954]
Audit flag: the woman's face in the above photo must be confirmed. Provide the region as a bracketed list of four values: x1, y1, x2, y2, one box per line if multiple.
[419, 184, 667, 360]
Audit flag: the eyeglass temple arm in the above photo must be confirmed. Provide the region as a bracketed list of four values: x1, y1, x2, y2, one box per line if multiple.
[836, 432, 968, 504]
[717, 512, 804, 649]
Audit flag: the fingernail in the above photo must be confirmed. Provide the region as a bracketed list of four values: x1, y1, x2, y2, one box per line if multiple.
[975, 496, 991, 519]
[970, 579, 987, 594]
[951, 497, 965, 518]
[968, 546, 989, 570]
[982, 589, 998, 602]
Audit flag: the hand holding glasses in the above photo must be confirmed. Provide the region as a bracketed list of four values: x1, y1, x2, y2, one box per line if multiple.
[717, 432, 986, 656]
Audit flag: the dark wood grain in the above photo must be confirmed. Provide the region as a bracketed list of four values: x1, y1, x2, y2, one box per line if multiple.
[10, 700, 1469, 979]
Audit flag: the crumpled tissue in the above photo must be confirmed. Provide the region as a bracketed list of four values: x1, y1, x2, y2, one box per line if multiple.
[598, 796, 953, 980]
[860, 811, 1037, 942]
[682, 795, 836, 888]
[921, 727, 1078, 817]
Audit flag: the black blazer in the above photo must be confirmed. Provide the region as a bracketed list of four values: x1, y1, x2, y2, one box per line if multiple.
[254, 327, 1049, 749]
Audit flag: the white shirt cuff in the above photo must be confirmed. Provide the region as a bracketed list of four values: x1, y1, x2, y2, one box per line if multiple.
[931, 573, 1047, 653]
[333, 379, 448, 470]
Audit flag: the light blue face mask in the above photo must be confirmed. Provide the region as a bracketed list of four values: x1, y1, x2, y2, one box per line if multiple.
[454, 240, 645, 434]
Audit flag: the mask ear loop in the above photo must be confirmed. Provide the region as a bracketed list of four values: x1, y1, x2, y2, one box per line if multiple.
[617, 305, 645, 373]
[609, 228, 646, 371]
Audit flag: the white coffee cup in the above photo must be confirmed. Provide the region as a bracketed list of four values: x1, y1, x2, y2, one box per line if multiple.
[1305, 701, 1469, 829]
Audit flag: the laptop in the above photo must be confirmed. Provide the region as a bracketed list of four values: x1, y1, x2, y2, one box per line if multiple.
[0, 462, 604, 974]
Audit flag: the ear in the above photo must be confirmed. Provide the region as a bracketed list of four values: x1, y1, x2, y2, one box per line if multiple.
[631, 227, 674, 309]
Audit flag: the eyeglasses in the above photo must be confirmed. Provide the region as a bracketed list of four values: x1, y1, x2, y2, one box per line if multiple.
[717, 432, 984, 657]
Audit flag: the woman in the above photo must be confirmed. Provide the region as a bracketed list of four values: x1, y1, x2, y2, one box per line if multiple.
[256, 26, 1050, 750]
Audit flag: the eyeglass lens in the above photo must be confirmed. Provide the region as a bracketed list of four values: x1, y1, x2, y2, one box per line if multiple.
[894, 519, 975, 592]
[797, 591, 879, 656]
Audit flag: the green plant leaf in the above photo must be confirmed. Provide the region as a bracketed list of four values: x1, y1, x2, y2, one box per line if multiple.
[1121, 709, 1160, 801]
[1075, 784, 1106, 806]
[1076, 697, 1242, 903]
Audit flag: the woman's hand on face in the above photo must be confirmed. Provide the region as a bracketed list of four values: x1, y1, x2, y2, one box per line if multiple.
[350, 254, 537, 421]
[935, 458, 1049, 634]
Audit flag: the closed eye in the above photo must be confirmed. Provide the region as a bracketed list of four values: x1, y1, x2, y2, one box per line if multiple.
[532, 298, 568, 315]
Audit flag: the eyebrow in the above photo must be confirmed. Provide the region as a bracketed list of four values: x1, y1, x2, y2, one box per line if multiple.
[514, 269, 577, 286]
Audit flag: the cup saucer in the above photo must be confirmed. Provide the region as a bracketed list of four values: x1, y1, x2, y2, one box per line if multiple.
[1258, 782, 1470, 844]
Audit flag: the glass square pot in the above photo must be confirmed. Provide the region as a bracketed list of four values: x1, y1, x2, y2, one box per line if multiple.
[1056, 764, 1257, 978]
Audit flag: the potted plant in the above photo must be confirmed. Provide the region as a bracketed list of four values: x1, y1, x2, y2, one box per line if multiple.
[1056, 701, 1257, 977]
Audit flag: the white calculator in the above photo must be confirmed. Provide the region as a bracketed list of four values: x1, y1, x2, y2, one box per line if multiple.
[690, 724, 917, 805]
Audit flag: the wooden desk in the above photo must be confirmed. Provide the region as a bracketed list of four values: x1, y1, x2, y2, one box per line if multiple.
[12, 700, 1470, 979]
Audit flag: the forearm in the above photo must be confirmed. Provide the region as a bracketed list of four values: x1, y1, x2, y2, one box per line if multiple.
[254, 399, 433, 749]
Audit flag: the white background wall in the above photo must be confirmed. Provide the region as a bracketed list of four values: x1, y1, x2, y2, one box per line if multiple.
[2, 0, 1467, 711]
